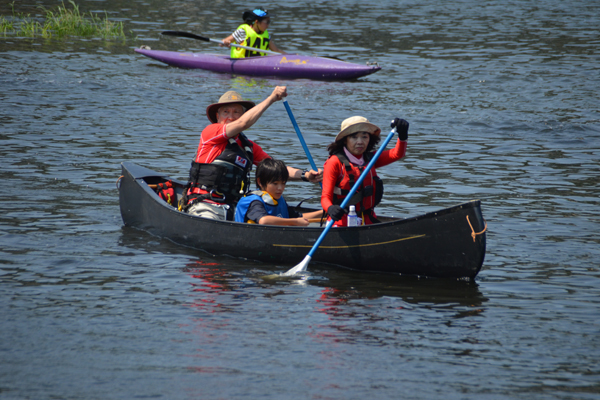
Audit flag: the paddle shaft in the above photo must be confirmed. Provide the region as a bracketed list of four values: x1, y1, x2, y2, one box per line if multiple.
[305, 127, 398, 259]
[161, 31, 280, 56]
[282, 100, 322, 187]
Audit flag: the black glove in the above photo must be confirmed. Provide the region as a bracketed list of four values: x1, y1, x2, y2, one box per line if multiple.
[391, 118, 409, 141]
[327, 205, 347, 221]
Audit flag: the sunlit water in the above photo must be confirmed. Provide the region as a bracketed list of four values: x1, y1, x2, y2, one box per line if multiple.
[1, 0, 599, 399]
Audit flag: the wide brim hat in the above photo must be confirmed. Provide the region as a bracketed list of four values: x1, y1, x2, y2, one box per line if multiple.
[335, 116, 381, 142]
[206, 91, 256, 123]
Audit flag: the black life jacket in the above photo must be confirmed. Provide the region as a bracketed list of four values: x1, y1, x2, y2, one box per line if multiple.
[185, 133, 254, 206]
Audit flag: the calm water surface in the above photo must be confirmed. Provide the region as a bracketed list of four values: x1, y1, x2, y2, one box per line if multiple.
[1, 0, 599, 399]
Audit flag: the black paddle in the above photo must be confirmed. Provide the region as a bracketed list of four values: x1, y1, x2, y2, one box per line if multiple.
[161, 30, 280, 56]
[161, 30, 343, 61]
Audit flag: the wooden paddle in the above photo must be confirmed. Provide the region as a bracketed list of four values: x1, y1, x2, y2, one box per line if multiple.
[282, 122, 400, 276]
[161, 30, 280, 56]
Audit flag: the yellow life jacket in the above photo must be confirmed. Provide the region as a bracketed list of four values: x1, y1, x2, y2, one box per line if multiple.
[231, 24, 271, 58]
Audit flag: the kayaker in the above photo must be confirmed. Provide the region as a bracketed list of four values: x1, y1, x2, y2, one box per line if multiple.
[220, 8, 285, 58]
[235, 159, 325, 225]
[183, 86, 322, 221]
[322, 116, 409, 227]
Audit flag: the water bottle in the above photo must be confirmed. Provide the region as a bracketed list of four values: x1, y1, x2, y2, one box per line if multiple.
[347, 205, 359, 227]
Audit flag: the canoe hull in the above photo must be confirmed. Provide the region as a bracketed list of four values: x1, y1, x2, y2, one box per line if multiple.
[134, 49, 381, 80]
[118, 162, 486, 279]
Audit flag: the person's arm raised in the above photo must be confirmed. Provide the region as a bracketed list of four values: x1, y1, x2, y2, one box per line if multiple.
[225, 86, 287, 138]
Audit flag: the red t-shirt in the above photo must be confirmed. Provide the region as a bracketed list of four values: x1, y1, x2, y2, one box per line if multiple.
[194, 123, 270, 164]
[188, 123, 271, 202]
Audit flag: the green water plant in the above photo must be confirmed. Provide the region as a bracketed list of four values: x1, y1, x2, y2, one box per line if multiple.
[1, 0, 126, 39]
[0, 16, 14, 34]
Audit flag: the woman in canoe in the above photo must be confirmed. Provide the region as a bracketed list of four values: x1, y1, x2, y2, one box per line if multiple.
[322, 116, 409, 227]
[221, 8, 285, 58]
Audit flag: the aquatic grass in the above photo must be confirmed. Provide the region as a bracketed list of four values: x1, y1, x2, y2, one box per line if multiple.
[19, 18, 39, 37]
[1, 0, 127, 39]
[0, 16, 14, 34]
[0, 21, 9, 34]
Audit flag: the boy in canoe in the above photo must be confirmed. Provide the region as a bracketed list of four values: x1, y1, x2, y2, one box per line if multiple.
[182, 87, 322, 221]
[220, 8, 285, 58]
[235, 159, 324, 226]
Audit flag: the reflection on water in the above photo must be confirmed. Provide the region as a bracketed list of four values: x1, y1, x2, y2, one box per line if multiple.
[229, 75, 273, 92]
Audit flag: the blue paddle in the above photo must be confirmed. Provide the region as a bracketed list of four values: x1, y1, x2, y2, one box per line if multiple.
[282, 121, 400, 276]
[282, 100, 321, 187]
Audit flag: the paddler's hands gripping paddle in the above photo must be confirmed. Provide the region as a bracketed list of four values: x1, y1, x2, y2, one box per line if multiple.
[282, 119, 402, 276]
[161, 31, 280, 56]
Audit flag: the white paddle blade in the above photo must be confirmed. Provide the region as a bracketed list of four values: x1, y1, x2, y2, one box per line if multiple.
[282, 255, 312, 276]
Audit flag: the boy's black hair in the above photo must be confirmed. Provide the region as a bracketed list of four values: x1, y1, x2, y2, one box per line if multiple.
[255, 158, 289, 189]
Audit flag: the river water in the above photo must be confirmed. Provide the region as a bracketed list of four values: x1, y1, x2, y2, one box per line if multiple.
[1, 0, 599, 399]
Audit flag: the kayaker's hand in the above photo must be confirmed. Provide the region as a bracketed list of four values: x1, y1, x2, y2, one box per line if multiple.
[271, 86, 287, 102]
[327, 205, 347, 221]
[220, 39, 231, 48]
[391, 118, 409, 141]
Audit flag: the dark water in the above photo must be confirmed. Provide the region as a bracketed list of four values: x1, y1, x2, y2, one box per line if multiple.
[1, 0, 599, 399]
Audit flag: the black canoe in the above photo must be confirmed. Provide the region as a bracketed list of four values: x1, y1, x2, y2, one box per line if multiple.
[118, 162, 487, 279]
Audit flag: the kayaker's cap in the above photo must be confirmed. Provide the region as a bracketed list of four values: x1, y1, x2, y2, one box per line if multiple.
[206, 91, 256, 123]
[252, 8, 270, 19]
[243, 8, 271, 23]
[335, 116, 381, 142]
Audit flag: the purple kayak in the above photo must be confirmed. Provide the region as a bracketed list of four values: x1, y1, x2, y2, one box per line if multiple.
[134, 48, 381, 80]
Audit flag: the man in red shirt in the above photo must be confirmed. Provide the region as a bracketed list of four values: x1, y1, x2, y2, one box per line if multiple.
[184, 86, 322, 220]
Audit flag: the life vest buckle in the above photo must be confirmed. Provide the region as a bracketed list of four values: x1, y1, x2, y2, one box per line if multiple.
[209, 189, 226, 201]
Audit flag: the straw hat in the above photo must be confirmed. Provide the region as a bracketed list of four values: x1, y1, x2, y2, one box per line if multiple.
[334, 116, 381, 142]
[206, 91, 256, 123]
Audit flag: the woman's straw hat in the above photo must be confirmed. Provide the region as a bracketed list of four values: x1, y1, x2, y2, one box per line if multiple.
[334, 116, 381, 142]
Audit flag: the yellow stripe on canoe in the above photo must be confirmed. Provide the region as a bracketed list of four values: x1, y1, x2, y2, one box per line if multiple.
[272, 234, 426, 249]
